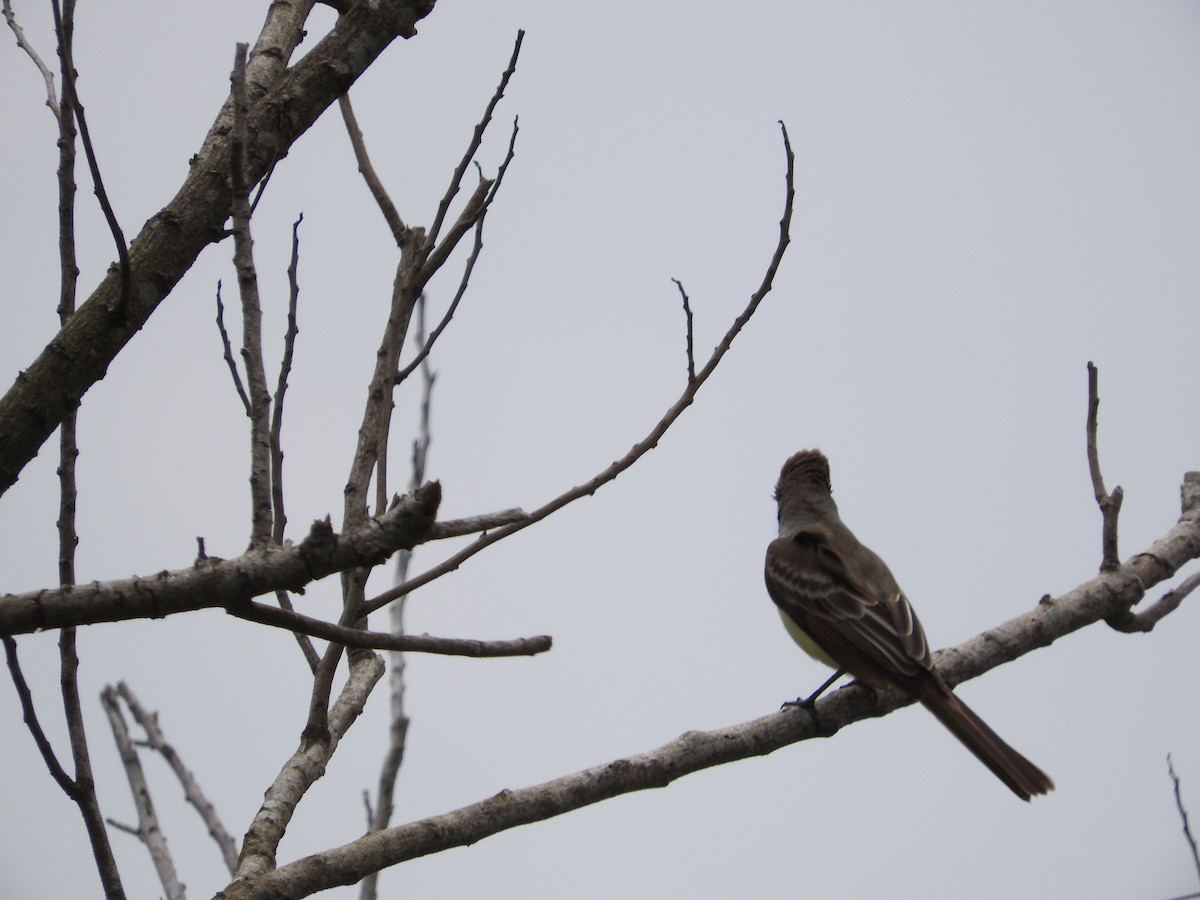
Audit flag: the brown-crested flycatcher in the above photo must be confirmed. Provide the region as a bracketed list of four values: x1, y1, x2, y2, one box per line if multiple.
[764, 449, 1053, 801]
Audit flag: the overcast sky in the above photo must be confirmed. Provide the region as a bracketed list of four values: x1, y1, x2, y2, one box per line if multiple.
[4, 2, 1200, 898]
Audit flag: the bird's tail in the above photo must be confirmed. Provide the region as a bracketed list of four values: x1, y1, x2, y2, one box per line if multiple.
[916, 680, 1054, 801]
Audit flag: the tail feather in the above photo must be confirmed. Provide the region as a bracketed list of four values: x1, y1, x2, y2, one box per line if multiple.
[916, 682, 1054, 801]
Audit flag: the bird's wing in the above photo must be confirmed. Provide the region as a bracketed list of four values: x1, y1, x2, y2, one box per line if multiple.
[765, 522, 931, 680]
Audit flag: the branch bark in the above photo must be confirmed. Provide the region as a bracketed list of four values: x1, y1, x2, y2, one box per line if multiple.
[101, 687, 184, 900]
[0, 484, 441, 635]
[115, 682, 240, 875]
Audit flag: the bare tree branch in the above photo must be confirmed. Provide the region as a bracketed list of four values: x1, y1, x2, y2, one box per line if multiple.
[362, 296, 436, 900]
[230, 43, 275, 549]
[426, 508, 529, 539]
[271, 213, 304, 544]
[51, 0, 130, 323]
[214, 281, 252, 417]
[427, 30, 523, 246]
[395, 115, 518, 389]
[273, 590, 321, 672]
[2, 636, 75, 796]
[307, 26, 525, 746]
[338, 94, 406, 243]
[267, 215, 319, 667]
[672, 278, 696, 384]
[19, 5, 130, 895]
[62, 621, 125, 900]
[116, 683, 239, 875]
[1169, 755, 1200, 890]
[234, 651, 385, 879]
[1086, 361, 1123, 572]
[228, 599, 551, 657]
[0, 483, 442, 636]
[101, 687, 184, 900]
[0, 0, 438, 500]
[365, 121, 796, 615]
[213, 480, 1200, 897]
[2, 0, 61, 119]
[395, 213, 482, 386]
[1106, 569, 1200, 634]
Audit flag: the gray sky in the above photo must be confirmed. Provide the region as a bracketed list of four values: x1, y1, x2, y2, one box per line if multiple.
[3, 2, 1200, 897]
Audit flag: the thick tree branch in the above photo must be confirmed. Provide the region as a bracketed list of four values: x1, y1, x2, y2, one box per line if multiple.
[235, 650, 384, 879]
[214, 472, 1200, 899]
[0, 483, 442, 635]
[0, 0, 437, 499]
[426, 508, 529, 539]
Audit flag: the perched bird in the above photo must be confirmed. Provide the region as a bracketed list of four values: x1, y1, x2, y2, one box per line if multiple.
[764, 449, 1053, 801]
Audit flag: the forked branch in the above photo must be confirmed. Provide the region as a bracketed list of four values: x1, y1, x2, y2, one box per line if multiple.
[364, 120, 796, 616]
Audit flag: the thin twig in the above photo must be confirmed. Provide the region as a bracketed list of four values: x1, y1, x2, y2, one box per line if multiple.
[116, 683, 239, 874]
[101, 687, 185, 900]
[274, 590, 321, 672]
[1168, 755, 1200, 888]
[395, 219, 481, 385]
[2, 636, 76, 795]
[481, 115, 519, 210]
[339, 94, 406, 244]
[271, 214, 304, 545]
[2, 0, 61, 119]
[672, 278, 696, 384]
[395, 117, 518, 388]
[215, 281, 252, 416]
[364, 120, 796, 615]
[1086, 361, 1123, 573]
[228, 599, 551, 657]
[427, 30, 523, 246]
[51, 0, 129, 324]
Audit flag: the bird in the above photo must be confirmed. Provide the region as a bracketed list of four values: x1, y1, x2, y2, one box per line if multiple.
[763, 449, 1054, 801]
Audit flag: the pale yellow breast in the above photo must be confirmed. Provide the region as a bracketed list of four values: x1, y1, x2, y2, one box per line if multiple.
[778, 608, 839, 669]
